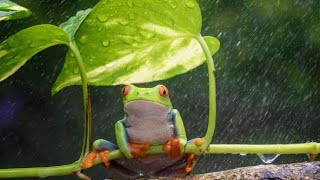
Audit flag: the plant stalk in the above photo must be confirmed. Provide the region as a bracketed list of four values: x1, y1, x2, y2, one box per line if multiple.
[0, 162, 81, 178]
[196, 35, 217, 149]
[68, 41, 91, 160]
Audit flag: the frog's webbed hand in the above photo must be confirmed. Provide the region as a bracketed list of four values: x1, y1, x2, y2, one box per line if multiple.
[163, 110, 187, 158]
[116, 119, 150, 158]
[116, 119, 150, 159]
[81, 139, 117, 169]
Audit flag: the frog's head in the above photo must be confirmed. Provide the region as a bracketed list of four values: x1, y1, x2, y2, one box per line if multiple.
[121, 84, 173, 109]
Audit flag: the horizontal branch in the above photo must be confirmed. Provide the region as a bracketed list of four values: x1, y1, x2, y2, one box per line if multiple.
[1, 143, 319, 179]
[150, 161, 320, 180]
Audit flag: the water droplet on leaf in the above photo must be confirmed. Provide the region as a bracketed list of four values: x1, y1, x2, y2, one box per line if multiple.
[258, 154, 280, 164]
[120, 37, 133, 45]
[97, 14, 109, 22]
[184, 0, 195, 8]
[140, 31, 155, 39]
[101, 39, 110, 47]
[101, 0, 108, 4]
[119, 19, 129, 25]
[73, 67, 79, 74]
[239, 153, 247, 156]
[79, 36, 87, 44]
[127, 0, 133, 7]
[169, 1, 177, 9]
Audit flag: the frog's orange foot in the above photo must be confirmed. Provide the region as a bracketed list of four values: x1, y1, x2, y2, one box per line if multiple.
[129, 143, 150, 158]
[81, 151, 98, 169]
[185, 154, 196, 174]
[98, 150, 110, 167]
[163, 138, 181, 158]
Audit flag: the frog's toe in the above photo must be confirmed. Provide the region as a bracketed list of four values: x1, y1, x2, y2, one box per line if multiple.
[98, 150, 110, 167]
[193, 138, 204, 146]
[129, 143, 150, 158]
[81, 151, 98, 169]
[163, 138, 181, 158]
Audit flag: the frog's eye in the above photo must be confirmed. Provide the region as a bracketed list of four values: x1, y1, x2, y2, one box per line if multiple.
[122, 85, 130, 96]
[158, 85, 169, 97]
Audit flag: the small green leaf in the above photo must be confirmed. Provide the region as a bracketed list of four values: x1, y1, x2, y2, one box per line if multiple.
[59, 8, 92, 41]
[52, 0, 220, 93]
[0, 0, 31, 21]
[0, 24, 69, 81]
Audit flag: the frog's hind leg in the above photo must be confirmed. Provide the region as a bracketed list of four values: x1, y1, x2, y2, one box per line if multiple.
[154, 154, 196, 177]
[81, 139, 118, 169]
[108, 160, 144, 179]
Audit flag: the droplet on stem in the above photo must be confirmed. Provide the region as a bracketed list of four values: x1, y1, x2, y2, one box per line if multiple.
[258, 154, 280, 164]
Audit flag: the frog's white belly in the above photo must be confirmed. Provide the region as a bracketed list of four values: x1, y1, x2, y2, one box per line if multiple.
[124, 100, 174, 144]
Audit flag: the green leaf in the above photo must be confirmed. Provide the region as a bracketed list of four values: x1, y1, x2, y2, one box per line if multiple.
[0, 24, 69, 81]
[0, 0, 31, 21]
[59, 8, 92, 41]
[52, 0, 220, 94]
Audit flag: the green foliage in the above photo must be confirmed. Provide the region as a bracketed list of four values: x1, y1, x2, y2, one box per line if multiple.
[59, 8, 92, 41]
[0, 25, 69, 81]
[52, 0, 220, 94]
[0, 0, 31, 21]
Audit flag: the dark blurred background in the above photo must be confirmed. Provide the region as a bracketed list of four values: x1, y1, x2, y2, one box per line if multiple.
[0, 0, 319, 179]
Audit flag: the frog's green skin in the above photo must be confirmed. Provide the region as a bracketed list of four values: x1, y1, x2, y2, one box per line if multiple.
[92, 84, 189, 178]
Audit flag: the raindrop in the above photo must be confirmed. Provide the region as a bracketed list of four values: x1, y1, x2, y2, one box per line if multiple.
[101, 0, 108, 4]
[239, 153, 247, 156]
[258, 154, 280, 164]
[79, 36, 87, 44]
[169, 0, 177, 9]
[119, 19, 129, 26]
[140, 31, 155, 39]
[97, 14, 109, 22]
[120, 37, 133, 45]
[70, 53, 75, 57]
[127, 0, 133, 7]
[28, 42, 38, 48]
[236, 41, 241, 46]
[184, 0, 195, 8]
[73, 67, 79, 74]
[101, 39, 110, 47]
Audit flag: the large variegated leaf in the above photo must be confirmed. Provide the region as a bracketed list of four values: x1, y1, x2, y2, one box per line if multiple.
[52, 0, 220, 94]
[0, 25, 69, 81]
[0, 0, 31, 21]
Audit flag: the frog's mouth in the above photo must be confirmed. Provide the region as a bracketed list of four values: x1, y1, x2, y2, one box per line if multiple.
[124, 100, 171, 116]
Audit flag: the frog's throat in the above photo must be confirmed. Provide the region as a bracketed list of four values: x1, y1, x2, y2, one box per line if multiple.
[124, 100, 172, 110]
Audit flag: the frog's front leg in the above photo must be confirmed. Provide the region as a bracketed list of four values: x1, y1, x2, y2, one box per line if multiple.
[115, 119, 150, 158]
[81, 139, 118, 169]
[162, 109, 187, 157]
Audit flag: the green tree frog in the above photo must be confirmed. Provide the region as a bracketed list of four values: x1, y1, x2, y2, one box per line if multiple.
[81, 84, 203, 178]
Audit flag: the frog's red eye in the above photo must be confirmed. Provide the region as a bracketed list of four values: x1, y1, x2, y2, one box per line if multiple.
[122, 85, 130, 96]
[158, 85, 169, 97]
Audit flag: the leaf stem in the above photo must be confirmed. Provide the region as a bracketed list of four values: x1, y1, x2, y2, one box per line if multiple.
[0, 162, 81, 178]
[90, 143, 320, 166]
[205, 143, 320, 154]
[68, 41, 91, 160]
[196, 35, 216, 148]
